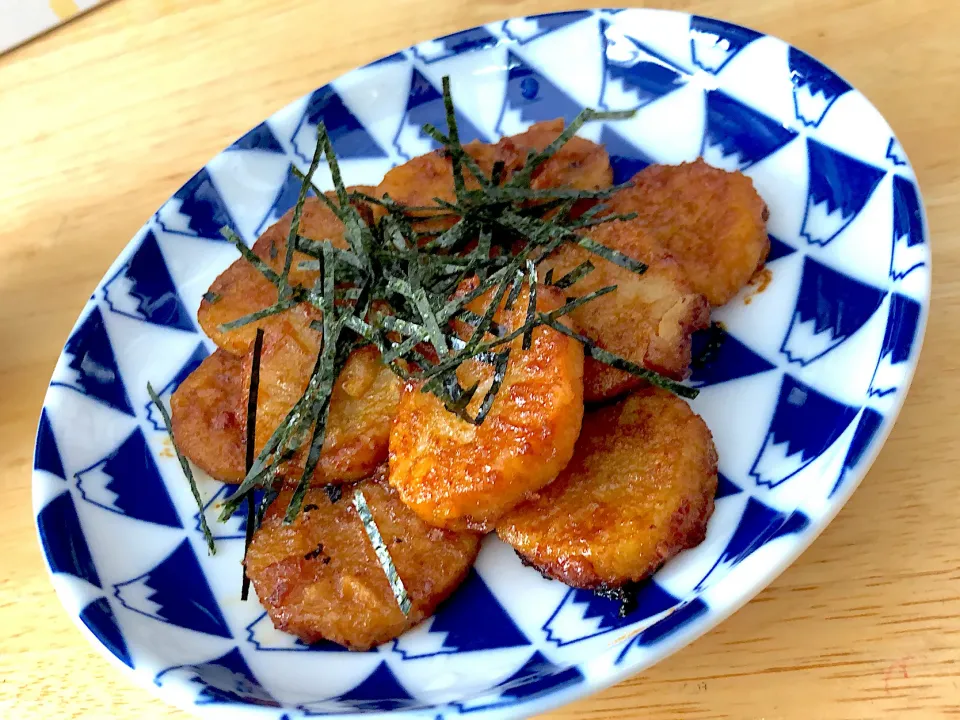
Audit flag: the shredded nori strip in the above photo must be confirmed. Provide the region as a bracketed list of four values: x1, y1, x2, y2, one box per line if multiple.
[279, 125, 325, 298]
[219, 296, 301, 332]
[353, 488, 411, 615]
[241, 328, 265, 600]
[202, 291, 221, 304]
[147, 382, 215, 555]
[552, 261, 594, 289]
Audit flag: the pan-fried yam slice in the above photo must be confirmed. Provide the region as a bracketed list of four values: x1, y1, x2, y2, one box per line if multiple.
[245, 336, 402, 485]
[539, 219, 709, 402]
[244, 469, 482, 650]
[389, 284, 585, 532]
[170, 340, 401, 485]
[374, 142, 500, 233]
[604, 159, 769, 306]
[499, 118, 612, 194]
[170, 349, 246, 482]
[197, 189, 376, 354]
[374, 120, 612, 232]
[497, 388, 718, 589]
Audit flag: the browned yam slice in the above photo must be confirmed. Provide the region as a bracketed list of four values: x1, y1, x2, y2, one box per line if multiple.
[374, 120, 612, 232]
[170, 349, 246, 482]
[604, 159, 769, 306]
[170, 339, 401, 485]
[389, 284, 585, 532]
[373, 142, 501, 234]
[244, 335, 402, 485]
[244, 468, 482, 650]
[499, 118, 612, 194]
[496, 387, 718, 589]
[538, 219, 709, 402]
[197, 189, 376, 354]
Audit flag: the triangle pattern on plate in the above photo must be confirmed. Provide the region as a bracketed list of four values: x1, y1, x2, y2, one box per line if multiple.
[114, 539, 231, 638]
[392, 569, 529, 659]
[393, 67, 489, 160]
[102, 230, 195, 332]
[412, 26, 499, 63]
[700, 90, 798, 171]
[495, 50, 584, 136]
[301, 661, 421, 714]
[502, 11, 594, 44]
[830, 407, 885, 497]
[291, 85, 389, 164]
[35, 407, 66, 480]
[79, 597, 133, 668]
[156, 647, 280, 706]
[155, 168, 238, 241]
[800, 138, 886, 246]
[37, 491, 102, 588]
[229, 122, 285, 154]
[890, 174, 926, 280]
[52, 306, 134, 417]
[599, 125, 656, 183]
[599, 19, 686, 112]
[543, 580, 686, 647]
[868, 292, 922, 397]
[75, 428, 182, 528]
[689, 15, 762, 74]
[749, 374, 859, 488]
[690, 325, 777, 388]
[766, 233, 798, 263]
[788, 46, 852, 128]
[695, 496, 810, 590]
[780, 256, 887, 366]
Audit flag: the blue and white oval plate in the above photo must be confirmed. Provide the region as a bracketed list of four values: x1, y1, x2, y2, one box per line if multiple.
[33, 8, 930, 719]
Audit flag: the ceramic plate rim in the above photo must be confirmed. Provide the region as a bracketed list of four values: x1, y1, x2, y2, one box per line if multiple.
[32, 8, 932, 720]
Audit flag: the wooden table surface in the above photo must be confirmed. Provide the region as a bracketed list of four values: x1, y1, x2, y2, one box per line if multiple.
[2, 0, 959, 718]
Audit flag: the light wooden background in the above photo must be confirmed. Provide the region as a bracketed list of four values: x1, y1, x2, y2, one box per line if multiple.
[2, 1, 958, 718]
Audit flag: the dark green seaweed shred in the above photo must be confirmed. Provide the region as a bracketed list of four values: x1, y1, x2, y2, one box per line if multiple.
[353, 488, 411, 615]
[147, 382, 215, 555]
[219, 296, 301, 332]
[280, 126, 325, 297]
[202, 291, 221, 304]
[241, 327, 265, 600]
[522, 260, 537, 351]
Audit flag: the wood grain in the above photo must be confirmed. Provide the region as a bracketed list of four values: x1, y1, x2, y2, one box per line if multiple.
[1, 1, 958, 718]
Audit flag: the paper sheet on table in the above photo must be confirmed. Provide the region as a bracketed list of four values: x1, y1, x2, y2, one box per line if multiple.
[0, 0, 108, 55]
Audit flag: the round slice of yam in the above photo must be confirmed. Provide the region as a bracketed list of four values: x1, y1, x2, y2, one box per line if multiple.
[170, 341, 401, 486]
[244, 468, 481, 650]
[389, 283, 585, 532]
[244, 338, 402, 485]
[499, 118, 612, 195]
[170, 348, 246, 482]
[604, 159, 769, 306]
[198, 189, 376, 354]
[538, 219, 710, 402]
[497, 387, 718, 589]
